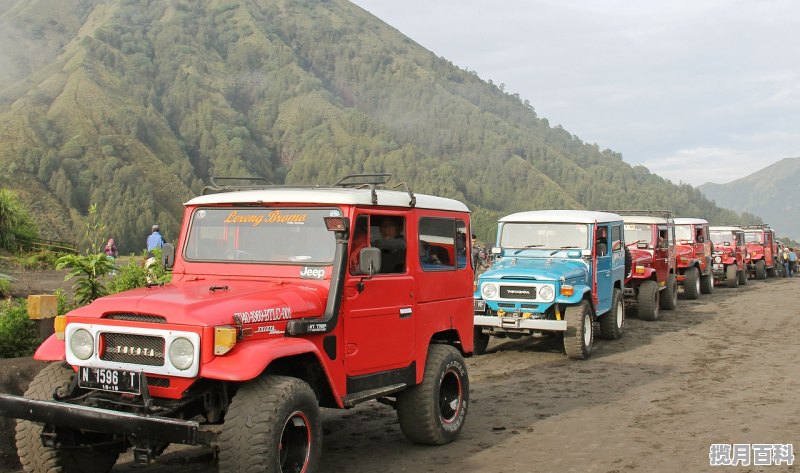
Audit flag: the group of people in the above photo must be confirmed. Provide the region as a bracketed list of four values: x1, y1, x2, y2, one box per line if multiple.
[101, 224, 165, 266]
[780, 246, 798, 277]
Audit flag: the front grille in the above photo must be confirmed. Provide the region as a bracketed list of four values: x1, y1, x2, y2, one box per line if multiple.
[103, 313, 166, 323]
[101, 333, 165, 366]
[500, 285, 537, 299]
[497, 303, 516, 308]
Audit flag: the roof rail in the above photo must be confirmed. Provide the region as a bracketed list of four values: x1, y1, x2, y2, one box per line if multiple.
[202, 176, 271, 195]
[604, 209, 673, 219]
[331, 173, 416, 207]
[740, 224, 770, 230]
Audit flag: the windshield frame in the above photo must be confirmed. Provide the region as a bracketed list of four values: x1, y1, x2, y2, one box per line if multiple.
[499, 222, 590, 251]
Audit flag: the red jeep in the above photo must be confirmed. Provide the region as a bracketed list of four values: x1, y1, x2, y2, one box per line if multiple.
[0, 175, 474, 473]
[673, 218, 715, 299]
[617, 211, 677, 321]
[709, 226, 747, 288]
[741, 224, 778, 279]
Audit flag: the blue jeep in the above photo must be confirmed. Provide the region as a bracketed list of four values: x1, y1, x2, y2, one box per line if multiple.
[473, 210, 626, 359]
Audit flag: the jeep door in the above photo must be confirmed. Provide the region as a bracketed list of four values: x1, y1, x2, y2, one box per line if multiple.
[342, 213, 415, 379]
[654, 224, 670, 283]
[594, 223, 612, 314]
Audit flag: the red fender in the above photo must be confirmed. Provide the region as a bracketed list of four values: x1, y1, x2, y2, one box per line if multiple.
[33, 334, 66, 361]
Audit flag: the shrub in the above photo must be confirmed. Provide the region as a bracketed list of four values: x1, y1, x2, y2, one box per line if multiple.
[55, 253, 115, 306]
[16, 250, 61, 270]
[0, 278, 10, 299]
[108, 256, 148, 293]
[0, 299, 39, 358]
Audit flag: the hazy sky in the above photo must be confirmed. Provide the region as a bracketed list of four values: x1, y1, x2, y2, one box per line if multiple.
[350, 0, 800, 186]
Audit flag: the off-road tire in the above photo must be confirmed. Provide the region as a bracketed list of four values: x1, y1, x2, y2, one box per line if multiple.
[473, 326, 490, 355]
[738, 268, 748, 285]
[624, 247, 632, 278]
[659, 273, 678, 310]
[726, 264, 739, 288]
[397, 344, 469, 445]
[218, 375, 321, 473]
[755, 260, 767, 280]
[15, 363, 120, 473]
[700, 272, 714, 294]
[599, 288, 624, 340]
[563, 301, 593, 359]
[767, 265, 777, 278]
[683, 267, 700, 300]
[637, 280, 660, 321]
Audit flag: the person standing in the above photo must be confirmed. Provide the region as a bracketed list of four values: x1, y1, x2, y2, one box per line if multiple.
[104, 238, 118, 260]
[147, 225, 164, 256]
[789, 247, 797, 277]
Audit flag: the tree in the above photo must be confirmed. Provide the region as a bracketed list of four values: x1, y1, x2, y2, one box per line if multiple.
[0, 189, 37, 251]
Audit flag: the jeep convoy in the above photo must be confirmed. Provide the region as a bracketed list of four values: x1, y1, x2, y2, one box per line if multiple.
[0, 175, 474, 473]
[709, 226, 748, 288]
[673, 218, 715, 299]
[473, 210, 626, 360]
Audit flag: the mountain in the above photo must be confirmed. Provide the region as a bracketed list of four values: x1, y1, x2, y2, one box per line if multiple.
[0, 0, 758, 253]
[699, 157, 800, 241]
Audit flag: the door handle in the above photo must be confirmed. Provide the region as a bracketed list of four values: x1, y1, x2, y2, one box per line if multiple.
[399, 308, 412, 319]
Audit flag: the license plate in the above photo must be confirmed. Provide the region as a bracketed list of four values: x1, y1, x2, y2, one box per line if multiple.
[78, 367, 141, 394]
[474, 299, 486, 312]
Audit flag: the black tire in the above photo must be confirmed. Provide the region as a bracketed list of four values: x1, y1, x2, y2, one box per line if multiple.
[15, 363, 120, 473]
[738, 268, 748, 286]
[767, 264, 777, 278]
[473, 326, 489, 355]
[700, 272, 714, 294]
[755, 260, 767, 280]
[598, 288, 624, 340]
[637, 280, 660, 321]
[563, 301, 593, 359]
[397, 344, 469, 445]
[218, 376, 321, 473]
[683, 267, 700, 300]
[659, 273, 678, 310]
[726, 264, 739, 288]
[624, 247, 632, 278]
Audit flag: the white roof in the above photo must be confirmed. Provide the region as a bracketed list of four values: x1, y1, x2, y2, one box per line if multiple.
[710, 226, 744, 232]
[185, 187, 470, 212]
[499, 210, 622, 224]
[621, 215, 670, 225]
[674, 217, 709, 225]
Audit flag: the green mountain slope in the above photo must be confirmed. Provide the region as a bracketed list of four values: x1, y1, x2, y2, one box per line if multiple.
[0, 0, 757, 253]
[699, 157, 800, 240]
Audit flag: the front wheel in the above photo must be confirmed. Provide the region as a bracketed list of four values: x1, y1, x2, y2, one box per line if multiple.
[637, 280, 660, 321]
[738, 268, 748, 285]
[397, 344, 469, 445]
[659, 273, 678, 310]
[218, 376, 321, 473]
[15, 363, 121, 473]
[683, 267, 700, 300]
[700, 272, 714, 294]
[755, 260, 767, 279]
[726, 264, 739, 288]
[473, 326, 490, 355]
[598, 288, 624, 340]
[563, 301, 593, 359]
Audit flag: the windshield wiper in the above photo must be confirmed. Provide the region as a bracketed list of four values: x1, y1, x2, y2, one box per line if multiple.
[514, 244, 543, 254]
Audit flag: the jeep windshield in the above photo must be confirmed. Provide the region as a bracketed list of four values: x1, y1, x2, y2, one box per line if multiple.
[675, 225, 693, 242]
[710, 231, 735, 245]
[500, 222, 589, 250]
[183, 207, 337, 263]
[624, 224, 653, 245]
[744, 231, 764, 243]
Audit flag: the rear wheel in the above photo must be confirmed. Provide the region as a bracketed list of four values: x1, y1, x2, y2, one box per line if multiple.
[15, 363, 121, 473]
[726, 264, 739, 288]
[659, 273, 678, 310]
[755, 260, 767, 279]
[563, 301, 593, 359]
[473, 326, 490, 355]
[218, 376, 321, 473]
[397, 344, 469, 445]
[738, 268, 748, 285]
[683, 267, 700, 300]
[598, 288, 624, 340]
[637, 280, 660, 321]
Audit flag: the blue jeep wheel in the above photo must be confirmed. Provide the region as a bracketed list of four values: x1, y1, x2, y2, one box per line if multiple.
[563, 301, 593, 360]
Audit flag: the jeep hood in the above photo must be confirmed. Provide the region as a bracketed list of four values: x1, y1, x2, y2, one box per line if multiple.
[481, 257, 588, 281]
[69, 279, 327, 326]
[675, 244, 693, 258]
[628, 247, 653, 267]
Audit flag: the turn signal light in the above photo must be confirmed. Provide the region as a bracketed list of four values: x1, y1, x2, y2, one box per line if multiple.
[635, 266, 646, 275]
[560, 285, 574, 296]
[214, 326, 238, 355]
[53, 315, 66, 341]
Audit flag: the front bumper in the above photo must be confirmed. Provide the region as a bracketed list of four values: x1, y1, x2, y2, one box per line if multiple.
[0, 393, 216, 445]
[474, 315, 567, 331]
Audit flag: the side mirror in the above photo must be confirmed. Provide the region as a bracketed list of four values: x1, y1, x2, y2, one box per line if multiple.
[162, 243, 175, 270]
[359, 247, 381, 275]
[491, 247, 501, 255]
[581, 249, 592, 258]
[696, 236, 704, 243]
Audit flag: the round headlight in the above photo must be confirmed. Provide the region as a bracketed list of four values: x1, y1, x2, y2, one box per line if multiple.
[746, 253, 751, 259]
[714, 256, 722, 263]
[481, 283, 498, 299]
[538, 285, 555, 301]
[169, 337, 195, 370]
[70, 329, 94, 360]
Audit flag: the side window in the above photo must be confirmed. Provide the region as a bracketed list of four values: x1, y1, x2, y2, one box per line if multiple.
[595, 225, 609, 256]
[371, 215, 406, 274]
[611, 225, 622, 252]
[419, 217, 456, 271]
[657, 226, 669, 248]
[456, 220, 467, 269]
[696, 226, 704, 243]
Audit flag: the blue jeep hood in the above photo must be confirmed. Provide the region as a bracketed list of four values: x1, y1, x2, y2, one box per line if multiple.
[481, 257, 589, 281]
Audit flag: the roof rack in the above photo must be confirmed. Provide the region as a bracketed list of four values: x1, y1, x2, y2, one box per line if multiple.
[740, 224, 770, 230]
[604, 209, 673, 219]
[331, 173, 416, 207]
[202, 176, 270, 195]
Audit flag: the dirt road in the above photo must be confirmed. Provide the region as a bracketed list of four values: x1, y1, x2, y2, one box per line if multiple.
[5, 277, 800, 472]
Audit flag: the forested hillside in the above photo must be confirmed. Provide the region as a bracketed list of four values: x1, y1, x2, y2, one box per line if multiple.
[0, 0, 759, 253]
[700, 157, 800, 241]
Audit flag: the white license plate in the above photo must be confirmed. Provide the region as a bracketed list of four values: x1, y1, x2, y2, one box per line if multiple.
[78, 367, 141, 394]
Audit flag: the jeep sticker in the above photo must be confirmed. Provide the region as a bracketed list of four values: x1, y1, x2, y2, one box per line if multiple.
[224, 210, 307, 227]
[234, 306, 292, 324]
[307, 323, 328, 332]
[300, 267, 325, 279]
